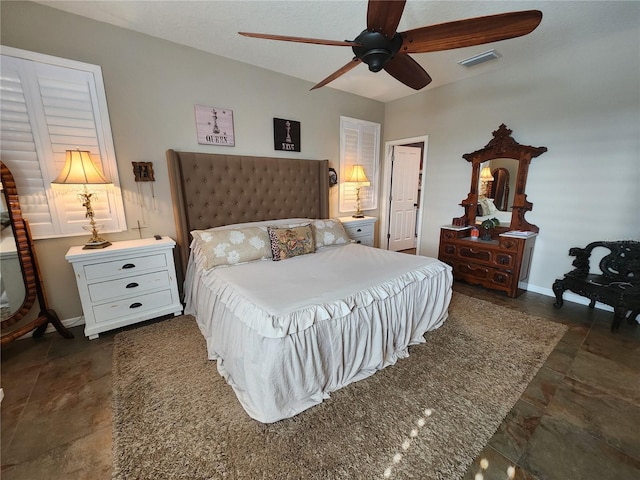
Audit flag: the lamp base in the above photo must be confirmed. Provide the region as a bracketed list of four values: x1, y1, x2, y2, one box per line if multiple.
[83, 240, 112, 250]
[352, 213, 365, 218]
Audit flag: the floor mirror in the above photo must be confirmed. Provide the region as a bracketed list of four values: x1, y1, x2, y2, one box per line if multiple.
[1, 161, 73, 344]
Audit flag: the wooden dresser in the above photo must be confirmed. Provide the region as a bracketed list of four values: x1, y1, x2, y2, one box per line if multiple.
[438, 227, 537, 298]
[441, 124, 547, 298]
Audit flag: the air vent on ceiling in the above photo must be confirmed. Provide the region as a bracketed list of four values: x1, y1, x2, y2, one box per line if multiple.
[458, 50, 501, 68]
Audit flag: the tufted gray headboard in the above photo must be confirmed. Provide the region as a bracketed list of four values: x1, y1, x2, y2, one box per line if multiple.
[167, 149, 330, 279]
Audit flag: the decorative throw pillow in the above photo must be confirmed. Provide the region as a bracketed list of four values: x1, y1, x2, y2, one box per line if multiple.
[191, 226, 271, 269]
[478, 197, 498, 216]
[312, 219, 351, 248]
[267, 224, 315, 261]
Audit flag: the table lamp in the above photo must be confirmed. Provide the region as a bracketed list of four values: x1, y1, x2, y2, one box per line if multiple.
[52, 149, 113, 249]
[480, 166, 493, 196]
[347, 164, 370, 218]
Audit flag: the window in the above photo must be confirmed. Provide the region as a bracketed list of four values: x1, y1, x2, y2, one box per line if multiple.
[0, 46, 125, 239]
[339, 116, 380, 213]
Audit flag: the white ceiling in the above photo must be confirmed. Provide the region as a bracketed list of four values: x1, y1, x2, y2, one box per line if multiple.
[34, 1, 638, 103]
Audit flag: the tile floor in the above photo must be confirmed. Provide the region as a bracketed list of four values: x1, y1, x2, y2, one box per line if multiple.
[1, 282, 639, 480]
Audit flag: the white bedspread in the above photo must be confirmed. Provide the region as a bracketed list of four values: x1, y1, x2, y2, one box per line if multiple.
[185, 243, 453, 422]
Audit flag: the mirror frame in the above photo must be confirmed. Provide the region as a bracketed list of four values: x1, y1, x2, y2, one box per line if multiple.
[1, 161, 73, 344]
[454, 124, 547, 232]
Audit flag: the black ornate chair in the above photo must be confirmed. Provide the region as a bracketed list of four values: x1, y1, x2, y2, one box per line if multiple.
[553, 240, 640, 332]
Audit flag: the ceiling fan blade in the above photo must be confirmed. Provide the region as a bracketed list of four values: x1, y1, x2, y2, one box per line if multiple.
[367, 0, 406, 38]
[400, 10, 543, 53]
[310, 58, 362, 90]
[383, 53, 432, 90]
[239, 32, 359, 47]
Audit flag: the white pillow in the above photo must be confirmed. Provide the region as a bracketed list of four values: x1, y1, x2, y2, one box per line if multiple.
[312, 219, 352, 248]
[191, 226, 271, 269]
[479, 197, 498, 215]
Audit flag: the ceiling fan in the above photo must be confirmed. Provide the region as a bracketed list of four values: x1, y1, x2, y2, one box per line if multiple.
[239, 0, 542, 91]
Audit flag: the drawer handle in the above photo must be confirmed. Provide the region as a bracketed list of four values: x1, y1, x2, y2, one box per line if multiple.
[129, 302, 142, 309]
[125, 282, 139, 289]
[122, 263, 136, 269]
[356, 240, 362, 244]
[356, 228, 362, 232]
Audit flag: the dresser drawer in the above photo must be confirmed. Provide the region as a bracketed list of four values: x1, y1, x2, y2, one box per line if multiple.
[87, 270, 171, 302]
[83, 253, 168, 281]
[493, 252, 516, 269]
[439, 242, 456, 258]
[454, 262, 514, 291]
[459, 245, 492, 263]
[92, 289, 176, 324]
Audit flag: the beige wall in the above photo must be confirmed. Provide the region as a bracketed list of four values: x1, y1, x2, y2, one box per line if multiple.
[383, 12, 640, 298]
[1, 1, 384, 322]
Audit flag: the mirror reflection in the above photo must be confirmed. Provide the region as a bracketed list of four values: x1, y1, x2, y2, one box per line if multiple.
[476, 158, 518, 226]
[0, 184, 25, 321]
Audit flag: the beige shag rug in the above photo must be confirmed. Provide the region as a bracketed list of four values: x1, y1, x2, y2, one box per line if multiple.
[112, 293, 567, 480]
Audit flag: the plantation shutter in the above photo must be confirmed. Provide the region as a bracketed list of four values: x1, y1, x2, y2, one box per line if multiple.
[339, 116, 380, 213]
[0, 47, 125, 239]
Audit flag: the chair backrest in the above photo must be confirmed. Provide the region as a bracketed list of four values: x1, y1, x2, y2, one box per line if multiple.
[569, 240, 640, 282]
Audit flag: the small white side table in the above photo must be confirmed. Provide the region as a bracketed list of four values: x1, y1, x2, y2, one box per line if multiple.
[65, 237, 183, 339]
[338, 216, 377, 247]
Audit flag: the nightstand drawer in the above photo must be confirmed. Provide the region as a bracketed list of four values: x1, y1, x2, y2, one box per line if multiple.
[88, 270, 172, 302]
[93, 289, 177, 324]
[344, 223, 374, 238]
[351, 234, 374, 247]
[83, 253, 167, 280]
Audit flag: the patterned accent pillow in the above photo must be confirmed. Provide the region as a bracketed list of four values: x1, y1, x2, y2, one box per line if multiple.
[312, 219, 351, 248]
[267, 224, 315, 261]
[191, 226, 271, 269]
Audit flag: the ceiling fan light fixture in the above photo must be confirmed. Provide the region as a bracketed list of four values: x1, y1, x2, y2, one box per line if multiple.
[457, 49, 501, 68]
[362, 48, 391, 72]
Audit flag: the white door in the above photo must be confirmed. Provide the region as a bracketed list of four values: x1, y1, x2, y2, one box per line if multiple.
[388, 146, 421, 251]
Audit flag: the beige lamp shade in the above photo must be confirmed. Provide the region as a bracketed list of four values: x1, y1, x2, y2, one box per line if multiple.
[52, 150, 111, 185]
[480, 166, 493, 181]
[347, 164, 370, 186]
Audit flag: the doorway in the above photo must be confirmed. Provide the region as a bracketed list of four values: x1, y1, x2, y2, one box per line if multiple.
[379, 136, 428, 254]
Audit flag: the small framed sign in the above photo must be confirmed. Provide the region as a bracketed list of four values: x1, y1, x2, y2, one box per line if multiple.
[273, 118, 300, 152]
[195, 105, 235, 146]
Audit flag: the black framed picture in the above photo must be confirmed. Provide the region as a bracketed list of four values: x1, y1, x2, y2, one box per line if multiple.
[273, 118, 300, 152]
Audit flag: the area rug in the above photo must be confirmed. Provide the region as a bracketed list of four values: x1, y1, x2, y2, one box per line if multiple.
[112, 292, 567, 480]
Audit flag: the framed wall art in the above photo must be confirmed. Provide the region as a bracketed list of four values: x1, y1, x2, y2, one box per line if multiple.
[195, 105, 235, 146]
[273, 117, 300, 152]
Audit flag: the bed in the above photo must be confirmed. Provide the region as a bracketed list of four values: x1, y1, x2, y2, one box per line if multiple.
[475, 196, 512, 225]
[167, 150, 453, 423]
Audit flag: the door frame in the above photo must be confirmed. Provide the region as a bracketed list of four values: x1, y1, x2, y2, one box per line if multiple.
[379, 135, 429, 253]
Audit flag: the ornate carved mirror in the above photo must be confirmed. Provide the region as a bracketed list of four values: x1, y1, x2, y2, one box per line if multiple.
[454, 124, 547, 232]
[0, 161, 73, 344]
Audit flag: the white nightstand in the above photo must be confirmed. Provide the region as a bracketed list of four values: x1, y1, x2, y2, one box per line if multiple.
[339, 216, 377, 247]
[65, 237, 183, 339]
